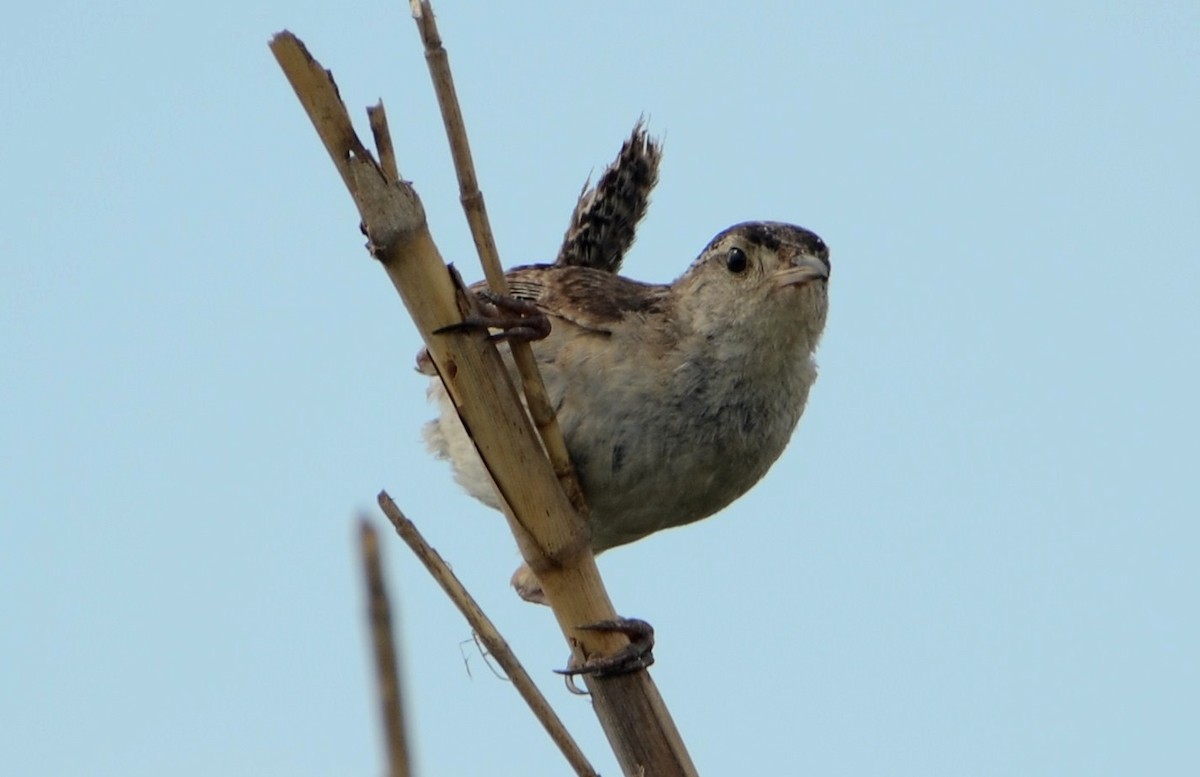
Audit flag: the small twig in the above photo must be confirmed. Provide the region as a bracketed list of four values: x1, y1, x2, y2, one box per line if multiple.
[468, 630, 510, 681]
[409, 0, 587, 514]
[378, 491, 599, 777]
[458, 633, 507, 681]
[359, 519, 412, 777]
[368, 102, 400, 183]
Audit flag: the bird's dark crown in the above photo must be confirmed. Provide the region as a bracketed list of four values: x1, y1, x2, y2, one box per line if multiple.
[704, 221, 829, 264]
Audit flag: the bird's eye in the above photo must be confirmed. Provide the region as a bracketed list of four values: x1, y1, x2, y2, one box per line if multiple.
[726, 247, 748, 274]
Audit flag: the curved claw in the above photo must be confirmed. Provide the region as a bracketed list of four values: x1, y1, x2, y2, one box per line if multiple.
[434, 290, 550, 343]
[555, 617, 655, 680]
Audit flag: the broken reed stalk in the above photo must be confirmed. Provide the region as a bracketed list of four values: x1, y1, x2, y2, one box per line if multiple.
[410, 0, 586, 515]
[359, 519, 412, 777]
[378, 492, 598, 777]
[268, 28, 696, 777]
[367, 102, 400, 183]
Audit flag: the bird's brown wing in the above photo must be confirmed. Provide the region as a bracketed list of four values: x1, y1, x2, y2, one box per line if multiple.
[484, 265, 670, 334]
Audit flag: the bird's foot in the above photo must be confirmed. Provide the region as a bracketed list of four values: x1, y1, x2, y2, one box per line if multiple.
[556, 617, 655, 686]
[436, 290, 550, 343]
[511, 563, 549, 605]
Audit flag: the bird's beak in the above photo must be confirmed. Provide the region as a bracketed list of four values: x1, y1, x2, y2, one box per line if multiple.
[774, 253, 830, 288]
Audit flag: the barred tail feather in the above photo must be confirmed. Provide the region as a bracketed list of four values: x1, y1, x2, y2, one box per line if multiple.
[555, 120, 662, 274]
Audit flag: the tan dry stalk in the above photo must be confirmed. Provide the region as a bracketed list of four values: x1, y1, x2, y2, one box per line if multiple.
[270, 27, 697, 777]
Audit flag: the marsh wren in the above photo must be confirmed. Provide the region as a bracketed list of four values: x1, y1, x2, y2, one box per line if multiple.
[420, 127, 830, 601]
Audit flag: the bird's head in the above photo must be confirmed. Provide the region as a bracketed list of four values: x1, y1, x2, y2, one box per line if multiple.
[673, 221, 830, 355]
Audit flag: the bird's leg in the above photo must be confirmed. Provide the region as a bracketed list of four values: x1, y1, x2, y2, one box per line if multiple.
[556, 617, 655, 685]
[435, 289, 551, 343]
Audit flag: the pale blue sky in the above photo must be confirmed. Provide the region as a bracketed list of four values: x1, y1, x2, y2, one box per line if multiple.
[3, 2, 1198, 775]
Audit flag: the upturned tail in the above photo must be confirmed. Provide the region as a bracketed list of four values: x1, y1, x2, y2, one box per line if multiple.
[555, 120, 662, 274]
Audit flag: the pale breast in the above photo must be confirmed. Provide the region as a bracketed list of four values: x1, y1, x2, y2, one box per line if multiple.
[549, 333, 818, 551]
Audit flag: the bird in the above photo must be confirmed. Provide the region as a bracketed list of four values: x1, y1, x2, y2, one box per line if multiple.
[419, 126, 830, 601]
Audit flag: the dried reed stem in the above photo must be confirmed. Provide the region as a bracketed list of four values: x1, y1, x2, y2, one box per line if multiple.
[378, 492, 598, 777]
[359, 519, 412, 777]
[410, 0, 587, 514]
